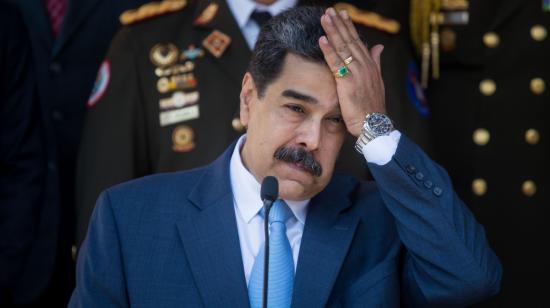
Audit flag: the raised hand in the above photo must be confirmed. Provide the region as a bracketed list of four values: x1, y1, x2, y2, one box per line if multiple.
[319, 7, 386, 137]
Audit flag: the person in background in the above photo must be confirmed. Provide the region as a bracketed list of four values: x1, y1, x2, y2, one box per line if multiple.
[0, 2, 45, 306]
[409, 1, 549, 305]
[8, 0, 150, 305]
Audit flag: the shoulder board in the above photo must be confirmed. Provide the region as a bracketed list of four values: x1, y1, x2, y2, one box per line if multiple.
[120, 0, 187, 26]
[334, 3, 400, 34]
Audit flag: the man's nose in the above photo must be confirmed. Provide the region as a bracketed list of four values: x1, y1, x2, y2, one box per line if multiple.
[295, 118, 322, 151]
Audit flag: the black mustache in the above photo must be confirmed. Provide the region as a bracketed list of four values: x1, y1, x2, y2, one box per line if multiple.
[273, 146, 322, 177]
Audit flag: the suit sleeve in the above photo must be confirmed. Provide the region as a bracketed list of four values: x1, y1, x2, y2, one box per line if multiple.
[69, 191, 129, 307]
[367, 135, 502, 306]
[76, 27, 148, 246]
[0, 4, 44, 299]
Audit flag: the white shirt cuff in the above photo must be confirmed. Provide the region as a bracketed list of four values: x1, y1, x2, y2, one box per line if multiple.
[362, 130, 402, 165]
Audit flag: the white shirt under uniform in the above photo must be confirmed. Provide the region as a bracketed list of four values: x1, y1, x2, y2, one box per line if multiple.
[229, 132, 401, 284]
[226, 0, 298, 50]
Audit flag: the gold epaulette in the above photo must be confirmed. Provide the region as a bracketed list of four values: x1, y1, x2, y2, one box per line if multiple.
[120, 0, 187, 26]
[334, 3, 400, 34]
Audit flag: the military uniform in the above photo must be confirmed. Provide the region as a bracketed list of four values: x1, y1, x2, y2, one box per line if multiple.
[414, 0, 549, 305]
[76, 0, 432, 244]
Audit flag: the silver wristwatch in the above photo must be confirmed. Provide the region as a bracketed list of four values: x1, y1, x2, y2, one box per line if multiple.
[355, 112, 395, 154]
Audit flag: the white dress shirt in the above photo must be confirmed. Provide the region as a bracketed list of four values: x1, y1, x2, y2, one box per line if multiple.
[226, 0, 298, 50]
[229, 131, 401, 284]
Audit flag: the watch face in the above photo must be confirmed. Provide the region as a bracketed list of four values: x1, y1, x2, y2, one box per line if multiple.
[365, 113, 393, 136]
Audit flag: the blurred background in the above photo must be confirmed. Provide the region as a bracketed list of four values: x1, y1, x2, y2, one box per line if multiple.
[1, 0, 547, 306]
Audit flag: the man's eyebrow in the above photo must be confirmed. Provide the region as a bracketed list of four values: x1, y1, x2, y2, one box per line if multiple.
[281, 89, 318, 104]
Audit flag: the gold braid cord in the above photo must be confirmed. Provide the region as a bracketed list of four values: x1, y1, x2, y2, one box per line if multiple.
[334, 3, 400, 34]
[120, 0, 187, 26]
[410, 0, 441, 88]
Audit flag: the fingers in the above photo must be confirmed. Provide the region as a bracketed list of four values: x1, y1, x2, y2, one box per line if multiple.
[325, 9, 364, 60]
[319, 35, 343, 73]
[338, 10, 368, 55]
[370, 44, 384, 71]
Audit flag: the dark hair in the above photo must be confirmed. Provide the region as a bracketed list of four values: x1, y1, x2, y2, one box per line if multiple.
[248, 6, 327, 97]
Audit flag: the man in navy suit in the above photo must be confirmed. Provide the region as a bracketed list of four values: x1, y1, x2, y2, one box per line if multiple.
[70, 6, 502, 307]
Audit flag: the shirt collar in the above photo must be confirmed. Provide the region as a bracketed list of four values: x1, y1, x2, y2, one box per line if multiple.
[229, 135, 308, 225]
[226, 0, 298, 29]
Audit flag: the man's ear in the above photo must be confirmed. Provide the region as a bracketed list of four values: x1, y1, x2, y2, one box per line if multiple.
[239, 72, 256, 127]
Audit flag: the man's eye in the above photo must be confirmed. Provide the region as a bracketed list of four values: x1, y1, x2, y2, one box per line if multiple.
[286, 105, 304, 113]
[329, 116, 343, 124]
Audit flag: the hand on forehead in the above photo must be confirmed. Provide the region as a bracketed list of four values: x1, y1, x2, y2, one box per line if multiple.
[317, 7, 387, 137]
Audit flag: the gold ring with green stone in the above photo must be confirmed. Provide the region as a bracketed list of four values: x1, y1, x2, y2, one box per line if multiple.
[334, 65, 349, 78]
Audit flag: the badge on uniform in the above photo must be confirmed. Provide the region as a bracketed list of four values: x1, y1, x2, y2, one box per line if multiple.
[150, 43, 179, 67]
[159, 91, 199, 110]
[202, 30, 231, 58]
[193, 3, 219, 26]
[181, 45, 205, 61]
[87, 60, 110, 108]
[172, 125, 196, 152]
[159, 105, 200, 127]
[155, 61, 195, 77]
[157, 73, 198, 93]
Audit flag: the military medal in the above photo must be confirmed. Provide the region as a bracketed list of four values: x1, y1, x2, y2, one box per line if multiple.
[181, 45, 205, 61]
[194, 3, 219, 25]
[157, 73, 198, 93]
[155, 61, 195, 77]
[172, 125, 196, 152]
[160, 105, 200, 126]
[202, 30, 231, 58]
[159, 91, 200, 110]
[150, 43, 179, 67]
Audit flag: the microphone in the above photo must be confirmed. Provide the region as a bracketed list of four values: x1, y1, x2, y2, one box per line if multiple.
[260, 176, 278, 308]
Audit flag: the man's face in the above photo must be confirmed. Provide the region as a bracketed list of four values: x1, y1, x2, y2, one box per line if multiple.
[240, 53, 346, 201]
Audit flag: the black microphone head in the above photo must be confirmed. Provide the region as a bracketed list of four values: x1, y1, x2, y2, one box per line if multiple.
[260, 176, 279, 202]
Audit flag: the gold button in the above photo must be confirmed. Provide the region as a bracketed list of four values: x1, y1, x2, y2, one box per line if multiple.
[525, 128, 540, 145]
[530, 78, 546, 95]
[522, 180, 537, 197]
[71, 245, 78, 261]
[479, 79, 496, 96]
[483, 32, 500, 48]
[441, 27, 457, 52]
[232, 118, 244, 132]
[473, 128, 490, 145]
[531, 25, 547, 41]
[472, 178, 488, 196]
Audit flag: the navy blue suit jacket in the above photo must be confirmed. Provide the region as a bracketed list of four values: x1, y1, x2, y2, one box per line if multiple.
[70, 136, 502, 307]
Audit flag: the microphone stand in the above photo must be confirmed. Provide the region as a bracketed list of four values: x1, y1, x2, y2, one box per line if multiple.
[260, 176, 278, 308]
[262, 199, 274, 308]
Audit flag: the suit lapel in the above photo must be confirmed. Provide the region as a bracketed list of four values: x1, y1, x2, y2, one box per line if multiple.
[53, 0, 102, 56]
[176, 143, 250, 307]
[193, 0, 251, 84]
[17, 0, 54, 52]
[292, 177, 360, 307]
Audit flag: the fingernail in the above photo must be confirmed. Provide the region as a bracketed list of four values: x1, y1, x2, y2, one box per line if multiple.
[328, 7, 336, 16]
[323, 14, 332, 24]
[320, 36, 328, 44]
[340, 10, 349, 19]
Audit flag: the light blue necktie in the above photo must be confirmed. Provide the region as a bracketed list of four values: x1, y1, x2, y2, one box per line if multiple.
[248, 199, 294, 308]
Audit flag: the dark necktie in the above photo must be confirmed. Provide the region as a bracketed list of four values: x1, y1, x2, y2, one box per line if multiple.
[250, 10, 273, 28]
[44, 0, 67, 37]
